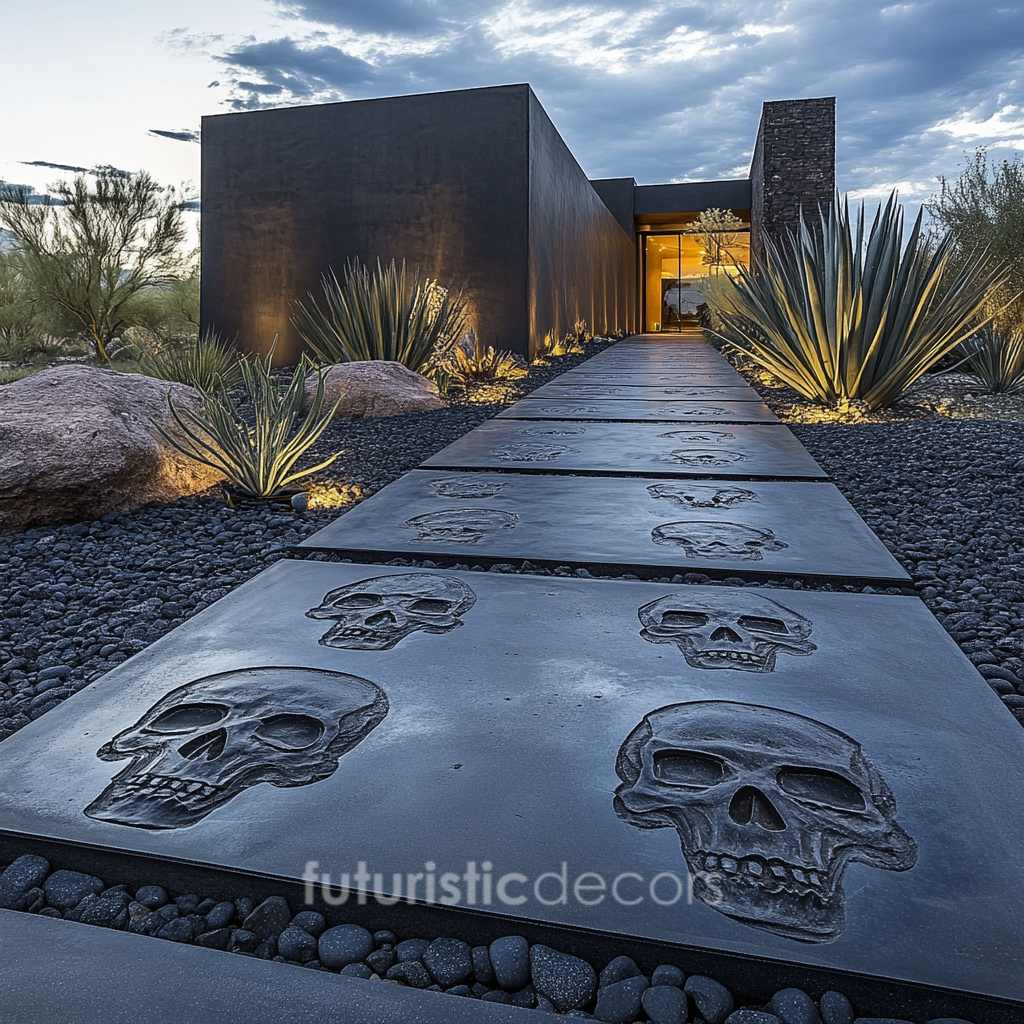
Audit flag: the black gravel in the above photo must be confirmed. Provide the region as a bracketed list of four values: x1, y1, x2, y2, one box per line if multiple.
[0, 852, 975, 1023]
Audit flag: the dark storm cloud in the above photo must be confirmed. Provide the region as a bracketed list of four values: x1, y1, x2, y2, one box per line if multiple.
[212, 0, 1024, 199]
[149, 128, 202, 143]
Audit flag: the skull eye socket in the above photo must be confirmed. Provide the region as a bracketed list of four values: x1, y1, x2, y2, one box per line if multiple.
[737, 615, 789, 634]
[147, 703, 228, 734]
[333, 594, 383, 610]
[654, 750, 735, 788]
[407, 598, 454, 615]
[777, 767, 866, 811]
[658, 610, 709, 628]
[254, 714, 324, 750]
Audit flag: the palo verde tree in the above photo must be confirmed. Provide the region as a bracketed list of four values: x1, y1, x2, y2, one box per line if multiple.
[688, 207, 747, 275]
[0, 171, 188, 362]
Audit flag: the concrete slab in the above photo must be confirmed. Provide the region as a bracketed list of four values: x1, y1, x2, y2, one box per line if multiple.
[299, 470, 910, 584]
[498, 399, 780, 424]
[528, 383, 762, 401]
[1, 562, 1022, 1005]
[0, 910, 552, 1024]
[421, 419, 824, 479]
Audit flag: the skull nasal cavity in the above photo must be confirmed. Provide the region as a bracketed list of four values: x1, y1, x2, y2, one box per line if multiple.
[366, 611, 399, 625]
[179, 729, 227, 761]
[710, 626, 743, 643]
[729, 786, 786, 831]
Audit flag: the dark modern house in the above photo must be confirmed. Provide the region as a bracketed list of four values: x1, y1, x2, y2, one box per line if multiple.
[200, 85, 835, 363]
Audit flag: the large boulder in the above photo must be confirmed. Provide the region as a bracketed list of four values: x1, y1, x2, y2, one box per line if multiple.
[0, 365, 224, 530]
[305, 360, 444, 418]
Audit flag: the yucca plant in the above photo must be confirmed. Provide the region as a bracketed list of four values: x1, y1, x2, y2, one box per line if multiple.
[136, 330, 241, 393]
[964, 325, 1024, 394]
[155, 353, 340, 498]
[709, 193, 1009, 410]
[447, 331, 526, 384]
[292, 259, 469, 375]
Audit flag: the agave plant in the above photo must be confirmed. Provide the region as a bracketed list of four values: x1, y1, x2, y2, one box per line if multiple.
[709, 193, 1009, 410]
[447, 331, 526, 384]
[292, 259, 469, 375]
[136, 330, 241, 393]
[155, 353, 340, 498]
[963, 325, 1024, 394]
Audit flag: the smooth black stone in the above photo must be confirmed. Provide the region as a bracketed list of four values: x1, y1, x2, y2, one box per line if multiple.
[820, 992, 855, 1024]
[594, 976, 649, 1022]
[291, 910, 327, 936]
[229, 928, 258, 953]
[204, 900, 237, 931]
[318, 923, 374, 969]
[599, 955, 643, 986]
[685, 975, 735, 1024]
[396, 937, 431, 963]
[529, 943, 597, 1013]
[242, 897, 291, 940]
[425, 419, 818, 479]
[196, 927, 232, 950]
[0, 855, 50, 910]
[727, 1012, 783, 1024]
[44, 869, 104, 911]
[3, 561, 1024, 1003]
[366, 947, 396, 974]
[387, 960, 433, 988]
[643, 985, 690, 1024]
[340, 962, 373, 979]
[70, 890, 130, 929]
[156, 916, 195, 942]
[490, 936, 531, 991]
[423, 937, 473, 986]
[278, 925, 319, 962]
[651, 964, 686, 988]
[498, 398, 779, 423]
[770, 989, 821, 1024]
[373, 928, 397, 945]
[302, 471, 908, 584]
[472, 945, 495, 984]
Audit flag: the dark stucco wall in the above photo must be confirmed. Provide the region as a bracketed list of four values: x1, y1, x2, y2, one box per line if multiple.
[749, 97, 836, 266]
[527, 93, 636, 354]
[589, 177, 636, 238]
[201, 85, 531, 362]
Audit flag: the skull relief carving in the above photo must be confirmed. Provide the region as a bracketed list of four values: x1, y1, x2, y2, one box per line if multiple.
[614, 702, 917, 941]
[658, 429, 736, 443]
[652, 521, 787, 561]
[638, 591, 816, 672]
[430, 477, 507, 499]
[491, 441, 577, 462]
[524, 424, 586, 437]
[676, 406, 728, 417]
[662, 448, 745, 467]
[85, 668, 388, 830]
[540, 405, 602, 415]
[405, 508, 518, 544]
[647, 483, 757, 509]
[307, 572, 476, 650]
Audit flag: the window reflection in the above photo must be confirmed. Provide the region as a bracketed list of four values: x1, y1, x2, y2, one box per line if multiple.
[642, 227, 750, 332]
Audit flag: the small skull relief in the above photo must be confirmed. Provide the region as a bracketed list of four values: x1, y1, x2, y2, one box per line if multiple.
[675, 406, 728, 418]
[429, 477, 507, 499]
[405, 508, 518, 545]
[658, 429, 736, 443]
[614, 702, 917, 941]
[85, 668, 388, 831]
[647, 483, 757, 510]
[540, 405, 602, 415]
[491, 441, 577, 462]
[638, 592, 816, 672]
[662, 448, 745, 467]
[524, 424, 586, 437]
[652, 522, 787, 561]
[307, 573, 476, 650]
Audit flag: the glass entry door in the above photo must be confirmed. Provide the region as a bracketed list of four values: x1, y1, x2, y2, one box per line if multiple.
[642, 232, 704, 332]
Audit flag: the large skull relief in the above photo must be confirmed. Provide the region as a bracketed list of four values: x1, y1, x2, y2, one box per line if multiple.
[85, 668, 388, 830]
[658, 429, 736, 443]
[491, 441, 577, 462]
[405, 509, 518, 544]
[647, 483, 757, 509]
[307, 573, 476, 650]
[638, 592, 816, 672]
[675, 406, 728, 418]
[614, 702, 917, 941]
[430, 477, 507, 499]
[662, 448, 745, 467]
[652, 522, 787, 561]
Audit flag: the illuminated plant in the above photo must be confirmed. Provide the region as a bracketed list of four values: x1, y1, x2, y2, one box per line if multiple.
[447, 331, 526, 384]
[292, 258, 469, 375]
[709, 192, 1008, 410]
[964, 325, 1024, 394]
[136, 330, 241, 393]
[155, 354, 340, 498]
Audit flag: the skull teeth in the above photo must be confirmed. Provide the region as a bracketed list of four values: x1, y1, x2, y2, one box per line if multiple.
[119, 774, 219, 803]
[694, 852, 830, 897]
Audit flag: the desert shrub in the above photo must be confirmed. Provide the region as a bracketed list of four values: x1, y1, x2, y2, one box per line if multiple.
[708, 192, 1008, 410]
[155, 354, 340, 498]
[136, 330, 240, 393]
[447, 331, 526, 384]
[292, 259, 469, 376]
[963, 325, 1024, 394]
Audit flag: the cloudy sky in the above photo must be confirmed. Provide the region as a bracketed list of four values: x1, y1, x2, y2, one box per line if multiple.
[3, 0, 1023, 220]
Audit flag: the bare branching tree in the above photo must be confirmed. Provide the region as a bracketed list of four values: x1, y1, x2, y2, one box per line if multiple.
[688, 208, 747, 275]
[0, 172, 188, 362]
